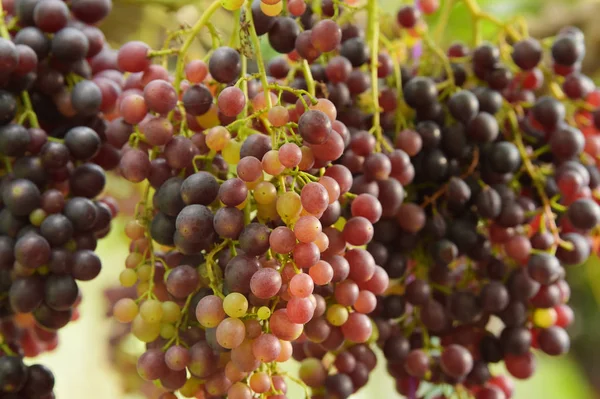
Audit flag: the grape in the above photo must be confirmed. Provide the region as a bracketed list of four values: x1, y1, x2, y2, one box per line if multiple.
[311, 19, 341, 52]
[223, 293, 248, 318]
[270, 309, 303, 340]
[250, 267, 282, 299]
[252, 333, 281, 362]
[51, 27, 89, 62]
[441, 345, 474, 379]
[209, 47, 241, 83]
[117, 41, 151, 72]
[218, 87, 246, 117]
[397, 5, 420, 28]
[183, 84, 213, 116]
[267, 16, 299, 54]
[33, 0, 68, 33]
[143, 80, 177, 114]
[298, 110, 332, 144]
[216, 317, 246, 349]
[166, 265, 199, 298]
[196, 295, 226, 328]
[225, 255, 260, 294]
[0, 356, 28, 392]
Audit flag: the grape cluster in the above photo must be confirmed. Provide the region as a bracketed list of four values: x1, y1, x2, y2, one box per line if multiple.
[0, 0, 117, 397]
[0, 0, 587, 397]
[106, 0, 600, 396]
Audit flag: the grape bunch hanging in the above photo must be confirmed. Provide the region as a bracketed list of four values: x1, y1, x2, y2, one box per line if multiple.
[1, 0, 600, 398]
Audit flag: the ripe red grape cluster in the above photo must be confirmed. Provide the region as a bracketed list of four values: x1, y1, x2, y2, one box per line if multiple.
[0, 0, 117, 397]
[104, 0, 600, 397]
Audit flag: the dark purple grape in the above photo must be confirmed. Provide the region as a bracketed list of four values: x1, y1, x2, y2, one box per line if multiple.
[0, 124, 30, 157]
[403, 77, 437, 109]
[488, 142, 521, 174]
[70, 0, 112, 24]
[71, 81, 102, 116]
[551, 35, 584, 66]
[182, 84, 213, 116]
[44, 274, 79, 311]
[340, 37, 369, 67]
[268, 17, 300, 54]
[512, 38, 542, 70]
[2, 178, 40, 216]
[0, 356, 28, 393]
[9, 276, 44, 313]
[447, 90, 479, 123]
[51, 27, 89, 62]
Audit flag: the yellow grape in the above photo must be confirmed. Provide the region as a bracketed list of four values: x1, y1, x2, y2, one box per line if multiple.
[196, 104, 220, 128]
[139, 299, 163, 323]
[160, 323, 176, 339]
[136, 264, 152, 281]
[533, 308, 558, 328]
[221, 0, 244, 10]
[253, 181, 277, 204]
[206, 126, 231, 152]
[222, 140, 242, 164]
[161, 301, 181, 323]
[113, 298, 138, 323]
[257, 306, 271, 320]
[260, 1, 283, 17]
[132, 315, 161, 342]
[119, 268, 137, 287]
[256, 202, 279, 222]
[276, 191, 302, 222]
[223, 293, 249, 318]
[326, 304, 349, 326]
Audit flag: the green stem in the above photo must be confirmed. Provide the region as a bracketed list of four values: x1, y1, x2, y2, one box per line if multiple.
[433, 0, 455, 43]
[245, 0, 272, 109]
[241, 55, 248, 118]
[302, 60, 316, 97]
[0, 2, 9, 39]
[173, 0, 222, 97]
[367, 0, 384, 151]
[20, 92, 39, 128]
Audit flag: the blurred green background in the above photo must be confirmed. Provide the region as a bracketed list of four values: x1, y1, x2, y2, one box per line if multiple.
[36, 0, 600, 397]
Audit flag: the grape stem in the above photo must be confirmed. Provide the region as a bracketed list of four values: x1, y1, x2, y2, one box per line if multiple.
[245, 0, 272, 109]
[505, 108, 573, 251]
[204, 239, 230, 298]
[173, 0, 223, 97]
[366, 0, 390, 152]
[301, 60, 316, 97]
[433, 0, 455, 43]
[462, 0, 521, 45]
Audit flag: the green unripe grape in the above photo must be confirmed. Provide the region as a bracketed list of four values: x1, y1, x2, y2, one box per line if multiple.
[326, 304, 349, 326]
[132, 315, 160, 342]
[257, 306, 271, 320]
[29, 209, 46, 226]
[180, 376, 203, 397]
[119, 269, 137, 287]
[137, 264, 152, 282]
[113, 298, 138, 323]
[223, 293, 249, 318]
[140, 299, 163, 323]
[160, 323, 176, 339]
[162, 301, 181, 323]
[222, 140, 242, 164]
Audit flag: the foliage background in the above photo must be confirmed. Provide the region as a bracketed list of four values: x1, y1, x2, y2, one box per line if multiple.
[37, 0, 600, 397]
